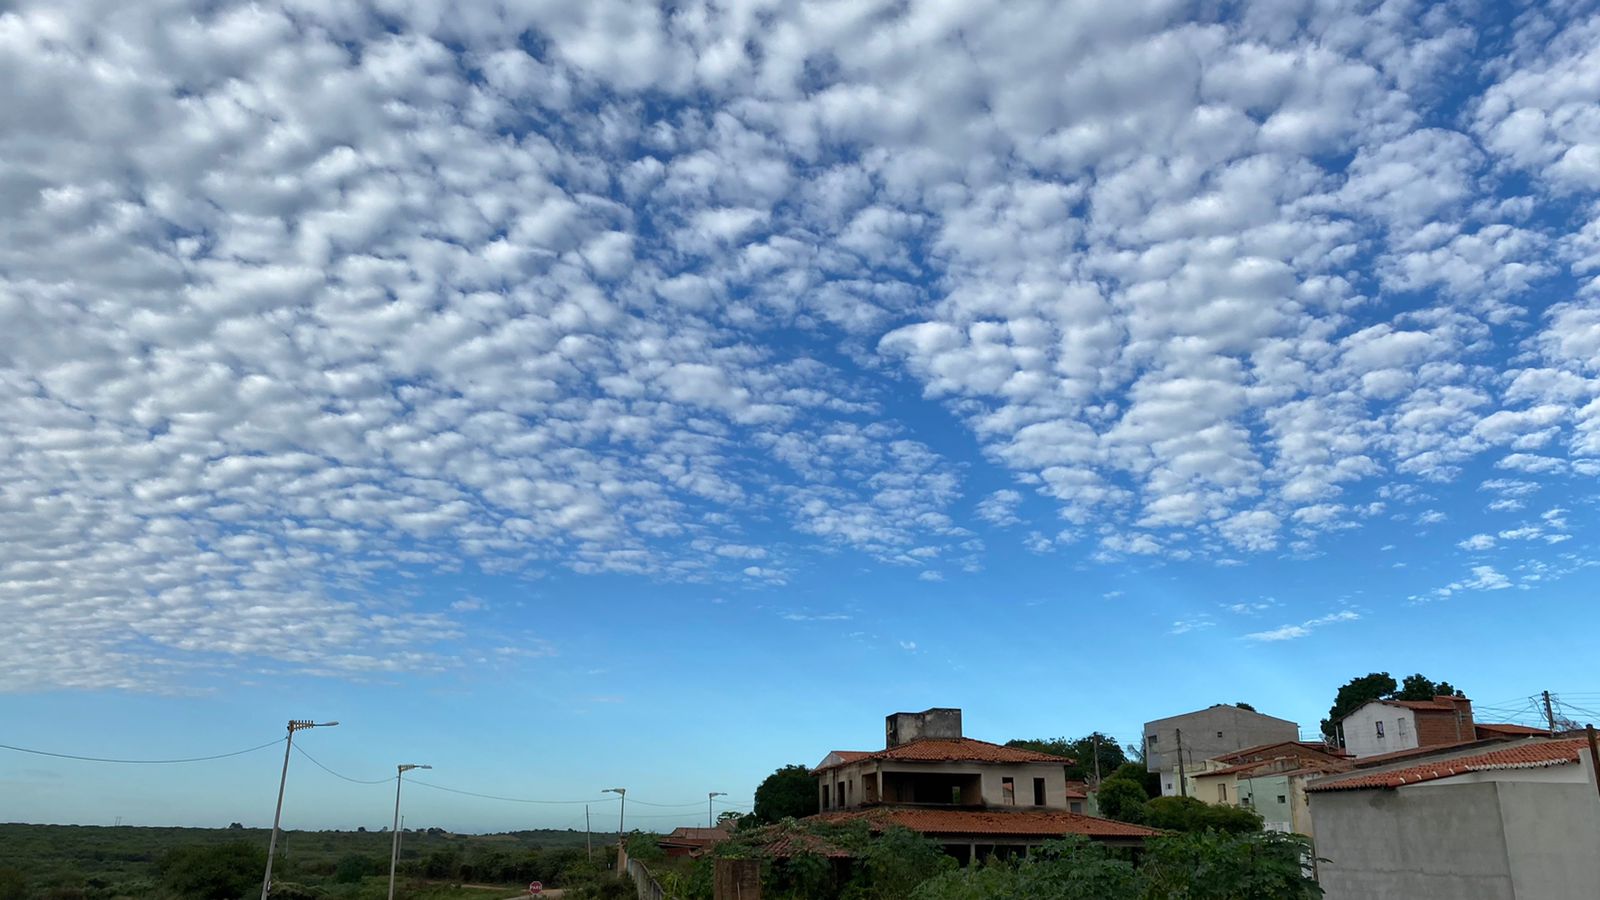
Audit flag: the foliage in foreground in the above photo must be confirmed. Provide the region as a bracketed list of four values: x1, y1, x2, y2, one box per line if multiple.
[911, 832, 1321, 900]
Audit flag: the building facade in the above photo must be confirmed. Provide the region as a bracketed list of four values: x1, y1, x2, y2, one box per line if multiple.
[1143, 705, 1300, 796]
[1306, 738, 1600, 900]
[1337, 696, 1475, 758]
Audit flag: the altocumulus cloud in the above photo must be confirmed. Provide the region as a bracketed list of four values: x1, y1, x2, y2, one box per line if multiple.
[2, 0, 1599, 690]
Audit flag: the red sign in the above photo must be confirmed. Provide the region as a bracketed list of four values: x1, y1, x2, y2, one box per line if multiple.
[528, 882, 542, 895]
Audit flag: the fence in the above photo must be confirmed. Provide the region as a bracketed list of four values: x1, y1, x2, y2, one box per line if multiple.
[625, 857, 664, 900]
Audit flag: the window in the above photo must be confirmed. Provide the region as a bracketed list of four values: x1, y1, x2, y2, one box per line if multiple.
[1277, 795, 1287, 804]
[847, 780, 853, 804]
[1216, 731, 1224, 739]
[1033, 777, 1046, 806]
[1148, 734, 1159, 744]
[1218, 783, 1228, 803]
[1070, 801, 1084, 814]
[822, 784, 830, 809]
[1398, 718, 1409, 738]
[837, 781, 845, 807]
[1002, 777, 1016, 805]
[1375, 721, 1385, 738]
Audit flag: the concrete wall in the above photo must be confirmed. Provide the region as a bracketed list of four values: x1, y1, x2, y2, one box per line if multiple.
[1143, 705, 1299, 794]
[1339, 702, 1418, 758]
[818, 759, 1070, 811]
[1311, 775, 1600, 900]
[1237, 773, 1292, 833]
[886, 708, 962, 747]
[1312, 782, 1515, 900]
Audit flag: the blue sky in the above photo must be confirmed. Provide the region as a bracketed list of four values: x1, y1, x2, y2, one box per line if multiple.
[4, 0, 1600, 831]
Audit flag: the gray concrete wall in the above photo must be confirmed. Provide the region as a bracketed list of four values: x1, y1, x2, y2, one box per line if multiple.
[1312, 782, 1514, 900]
[1498, 781, 1600, 899]
[1143, 705, 1299, 785]
[1311, 778, 1600, 900]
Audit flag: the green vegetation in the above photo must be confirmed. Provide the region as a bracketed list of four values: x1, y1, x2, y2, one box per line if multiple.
[912, 833, 1321, 900]
[1003, 733, 1128, 782]
[0, 824, 605, 900]
[750, 765, 819, 823]
[1321, 672, 1462, 738]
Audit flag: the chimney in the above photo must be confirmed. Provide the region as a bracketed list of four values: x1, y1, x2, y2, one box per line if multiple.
[885, 708, 963, 748]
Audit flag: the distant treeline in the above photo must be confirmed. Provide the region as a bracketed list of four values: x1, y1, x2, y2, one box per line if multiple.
[0, 824, 613, 900]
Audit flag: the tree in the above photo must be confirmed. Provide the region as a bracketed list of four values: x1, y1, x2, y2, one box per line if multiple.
[1322, 671, 1463, 739]
[1143, 796, 1263, 834]
[752, 764, 819, 823]
[1006, 733, 1128, 782]
[1095, 778, 1148, 824]
[157, 842, 266, 900]
[1234, 701, 1256, 712]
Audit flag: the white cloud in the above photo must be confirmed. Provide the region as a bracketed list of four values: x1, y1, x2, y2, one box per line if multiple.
[1245, 609, 1359, 642]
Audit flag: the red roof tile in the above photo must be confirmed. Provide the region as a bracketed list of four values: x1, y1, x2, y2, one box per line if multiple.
[1212, 740, 1347, 764]
[1475, 722, 1550, 738]
[1063, 780, 1089, 799]
[1307, 738, 1584, 792]
[814, 738, 1070, 773]
[810, 806, 1161, 839]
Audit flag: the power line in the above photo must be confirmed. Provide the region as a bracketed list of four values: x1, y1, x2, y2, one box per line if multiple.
[292, 745, 395, 785]
[407, 779, 616, 805]
[0, 737, 285, 765]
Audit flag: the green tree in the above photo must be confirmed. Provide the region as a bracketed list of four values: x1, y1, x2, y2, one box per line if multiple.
[1234, 701, 1256, 712]
[912, 837, 1137, 900]
[157, 842, 266, 900]
[1138, 830, 1322, 899]
[1143, 796, 1263, 834]
[1398, 673, 1461, 701]
[847, 826, 955, 900]
[1094, 779, 1149, 824]
[1006, 733, 1128, 782]
[752, 764, 819, 823]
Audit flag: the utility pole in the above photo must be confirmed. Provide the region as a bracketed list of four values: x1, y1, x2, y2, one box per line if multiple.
[260, 720, 338, 900]
[602, 788, 626, 871]
[1175, 729, 1188, 798]
[1586, 725, 1600, 801]
[585, 806, 592, 860]
[1091, 734, 1102, 787]
[1543, 691, 1558, 736]
[708, 792, 726, 828]
[389, 764, 431, 900]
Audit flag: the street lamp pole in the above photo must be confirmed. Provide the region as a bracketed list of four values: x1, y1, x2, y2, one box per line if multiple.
[260, 720, 338, 900]
[389, 764, 432, 900]
[602, 788, 626, 869]
[707, 792, 726, 828]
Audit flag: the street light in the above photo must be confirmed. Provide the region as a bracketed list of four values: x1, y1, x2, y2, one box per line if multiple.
[388, 764, 432, 900]
[602, 788, 626, 869]
[707, 792, 726, 828]
[260, 720, 338, 900]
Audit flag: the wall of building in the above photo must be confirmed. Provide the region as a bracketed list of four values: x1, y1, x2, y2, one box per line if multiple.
[1237, 773, 1292, 833]
[885, 708, 962, 747]
[1339, 703, 1418, 758]
[1310, 775, 1600, 900]
[1311, 782, 1515, 900]
[1142, 706, 1299, 794]
[817, 759, 1070, 811]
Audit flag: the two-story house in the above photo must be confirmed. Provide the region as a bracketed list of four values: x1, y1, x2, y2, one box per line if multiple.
[1143, 704, 1301, 796]
[809, 708, 1158, 863]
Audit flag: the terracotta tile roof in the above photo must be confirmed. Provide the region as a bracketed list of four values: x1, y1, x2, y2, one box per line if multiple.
[1307, 738, 1585, 792]
[810, 806, 1161, 839]
[660, 826, 732, 845]
[814, 737, 1071, 773]
[1213, 740, 1346, 764]
[1348, 739, 1486, 767]
[742, 825, 856, 859]
[1063, 780, 1089, 800]
[1475, 722, 1550, 738]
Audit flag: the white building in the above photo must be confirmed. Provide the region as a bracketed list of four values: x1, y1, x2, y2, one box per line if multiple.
[1337, 695, 1475, 758]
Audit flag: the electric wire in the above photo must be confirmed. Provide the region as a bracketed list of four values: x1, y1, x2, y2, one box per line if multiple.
[292, 744, 396, 785]
[0, 737, 285, 764]
[407, 778, 615, 805]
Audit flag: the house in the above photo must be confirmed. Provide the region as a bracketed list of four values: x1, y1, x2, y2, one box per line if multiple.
[1190, 755, 1351, 837]
[658, 824, 734, 858]
[1335, 695, 1476, 758]
[1143, 705, 1300, 796]
[810, 708, 1161, 862]
[1306, 737, 1600, 899]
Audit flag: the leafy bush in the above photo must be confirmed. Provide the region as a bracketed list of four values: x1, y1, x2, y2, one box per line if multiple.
[1095, 779, 1149, 823]
[157, 842, 266, 900]
[1143, 796, 1263, 834]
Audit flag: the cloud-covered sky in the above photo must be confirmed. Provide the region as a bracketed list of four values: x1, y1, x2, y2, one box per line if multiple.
[4, 0, 1599, 829]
